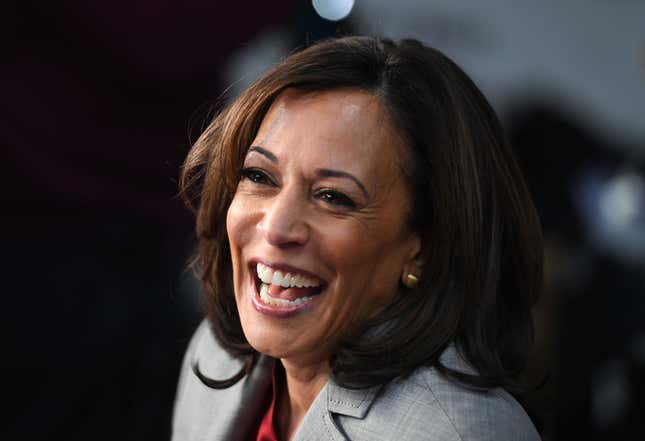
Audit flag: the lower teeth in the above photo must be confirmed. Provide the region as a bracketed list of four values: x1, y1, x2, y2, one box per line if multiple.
[259, 283, 313, 307]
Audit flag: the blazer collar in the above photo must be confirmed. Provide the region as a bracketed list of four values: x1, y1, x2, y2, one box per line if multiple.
[291, 375, 382, 441]
[293, 379, 380, 441]
[323, 343, 470, 418]
[326, 378, 382, 418]
[292, 343, 472, 440]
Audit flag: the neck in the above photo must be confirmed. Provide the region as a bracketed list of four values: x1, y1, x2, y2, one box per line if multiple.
[275, 357, 330, 441]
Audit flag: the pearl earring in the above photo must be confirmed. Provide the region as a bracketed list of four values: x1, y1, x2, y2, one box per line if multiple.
[404, 273, 419, 288]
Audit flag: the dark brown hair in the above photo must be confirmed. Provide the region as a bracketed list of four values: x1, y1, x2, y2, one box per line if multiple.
[180, 36, 543, 390]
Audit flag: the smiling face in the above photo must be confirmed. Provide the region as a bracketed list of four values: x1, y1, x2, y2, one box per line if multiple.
[226, 88, 421, 368]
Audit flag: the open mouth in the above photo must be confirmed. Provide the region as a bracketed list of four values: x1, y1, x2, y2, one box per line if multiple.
[252, 262, 324, 309]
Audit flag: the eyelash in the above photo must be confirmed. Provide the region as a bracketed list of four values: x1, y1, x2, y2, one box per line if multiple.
[240, 167, 273, 185]
[314, 189, 356, 208]
[240, 167, 356, 208]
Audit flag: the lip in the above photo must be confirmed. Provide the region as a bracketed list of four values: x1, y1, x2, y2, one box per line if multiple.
[248, 258, 324, 318]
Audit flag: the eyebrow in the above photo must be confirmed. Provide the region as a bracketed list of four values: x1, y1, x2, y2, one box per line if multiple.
[248, 145, 278, 163]
[315, 168, 369, 199]
[248, 145, 369, 199]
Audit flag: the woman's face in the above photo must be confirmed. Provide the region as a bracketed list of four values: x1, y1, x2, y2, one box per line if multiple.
[226, 89, 420, 367]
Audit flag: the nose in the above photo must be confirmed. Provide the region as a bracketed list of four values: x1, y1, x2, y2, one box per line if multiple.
[257, 186, 309, 247]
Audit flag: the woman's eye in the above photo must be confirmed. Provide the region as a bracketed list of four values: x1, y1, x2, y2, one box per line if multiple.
[241, 168, 272, 185]
[316, 189, 356, 208]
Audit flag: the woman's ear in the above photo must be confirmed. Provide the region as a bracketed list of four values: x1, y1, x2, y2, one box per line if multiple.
[401, 233, 423, 288]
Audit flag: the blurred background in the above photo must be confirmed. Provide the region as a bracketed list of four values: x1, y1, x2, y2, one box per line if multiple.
[3, 1, 644, 440]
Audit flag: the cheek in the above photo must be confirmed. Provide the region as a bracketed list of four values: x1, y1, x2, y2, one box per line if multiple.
[332, 222, 407, 303]
[226, 197, 253, 289]
[329, 223, 400, 276]
[225, 199, 239, 247]
[327, 229, 398, 305]
[226, 195, 255, 250]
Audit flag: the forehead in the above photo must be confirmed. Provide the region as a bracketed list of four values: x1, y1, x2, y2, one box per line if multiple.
[252, 89, 407, 172]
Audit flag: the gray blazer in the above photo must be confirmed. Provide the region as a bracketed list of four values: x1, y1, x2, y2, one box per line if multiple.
[172, 320, 540, 441]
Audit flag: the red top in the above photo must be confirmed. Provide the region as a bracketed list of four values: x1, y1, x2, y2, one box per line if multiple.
[253, 362, 281, 441]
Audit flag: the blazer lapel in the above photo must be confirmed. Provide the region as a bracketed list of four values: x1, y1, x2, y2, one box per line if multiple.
[292, 378, 382, 441]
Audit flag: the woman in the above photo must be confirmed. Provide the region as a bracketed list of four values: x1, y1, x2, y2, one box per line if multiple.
[173, 36, 543, 441]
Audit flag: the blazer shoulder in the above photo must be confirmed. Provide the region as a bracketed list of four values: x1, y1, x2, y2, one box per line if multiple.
[172, 319, 273, 441]
[413, 364, 541, 441]
[341, 347, 541, 441]
[173, 319, 209, 405]
[175, 319, 248, 393]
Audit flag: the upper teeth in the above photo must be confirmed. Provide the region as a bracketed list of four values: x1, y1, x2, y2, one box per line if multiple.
[256, 263, 321, 288]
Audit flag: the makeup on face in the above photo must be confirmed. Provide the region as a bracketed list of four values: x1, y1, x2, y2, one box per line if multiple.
[226, 88, 420, 363]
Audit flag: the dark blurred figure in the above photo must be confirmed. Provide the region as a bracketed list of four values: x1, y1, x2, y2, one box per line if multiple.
[508, 103, 645, 441]
[0, 1, 353, 439]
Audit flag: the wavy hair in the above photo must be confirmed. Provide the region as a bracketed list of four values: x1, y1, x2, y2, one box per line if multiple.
[180, 36, 543, 390]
